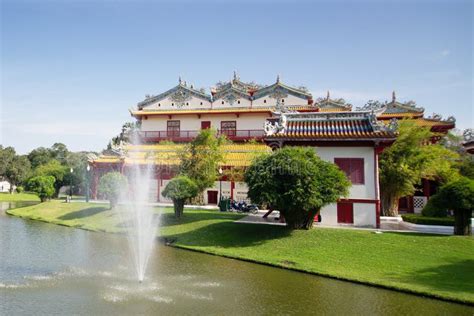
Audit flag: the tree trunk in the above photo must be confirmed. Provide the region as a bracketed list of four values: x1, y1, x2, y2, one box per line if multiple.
[173, 199, 185, 219]
[454, 209, 472, 236]
[283, 208, 319, 230]
[381, 192, 399, 217]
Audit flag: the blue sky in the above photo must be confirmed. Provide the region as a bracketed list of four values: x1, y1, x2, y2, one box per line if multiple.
[1, 0, 472, 154]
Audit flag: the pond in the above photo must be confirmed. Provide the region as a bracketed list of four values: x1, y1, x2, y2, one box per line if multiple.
[1, 203, 472, 315]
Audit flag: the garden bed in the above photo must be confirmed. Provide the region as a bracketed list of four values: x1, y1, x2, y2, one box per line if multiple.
[401, 214, 454, 226]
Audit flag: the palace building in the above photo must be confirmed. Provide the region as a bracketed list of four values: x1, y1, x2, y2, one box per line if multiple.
[91, 73, 455, 228]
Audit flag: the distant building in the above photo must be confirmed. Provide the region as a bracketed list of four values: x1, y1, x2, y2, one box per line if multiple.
[0, 181, 12, 193]
[91, 74, 455, 227]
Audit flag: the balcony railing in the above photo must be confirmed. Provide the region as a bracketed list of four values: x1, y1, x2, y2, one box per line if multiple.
[139, 129, 265, 142]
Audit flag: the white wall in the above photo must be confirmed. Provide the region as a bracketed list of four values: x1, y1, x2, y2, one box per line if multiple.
[141, 113, 270, 132]
[253, 94, 308, 107]
[319, 202, 376, 227]
[0, 181, 11, 192]
[212, 97, 252, 109]
[315, 147, 375, 199]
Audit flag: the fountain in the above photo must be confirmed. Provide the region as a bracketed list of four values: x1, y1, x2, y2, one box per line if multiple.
[118, 146, 160, 283]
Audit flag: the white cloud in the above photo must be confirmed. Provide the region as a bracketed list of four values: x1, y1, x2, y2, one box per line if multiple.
[440, 49, 451, 57]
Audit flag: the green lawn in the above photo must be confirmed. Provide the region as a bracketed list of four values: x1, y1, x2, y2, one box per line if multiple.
[0, 192, 40, 202]
[6, 200, 474, 305]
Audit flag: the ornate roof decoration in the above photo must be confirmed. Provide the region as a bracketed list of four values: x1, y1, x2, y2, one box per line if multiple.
[463, 129, 473, 143]
[253, 76, 312, 100]
[264, 111, 396, 140]
[212, 84, 253, 103]
[212, 71, 262, 97]
[316, 91, 352, 112]
[378, 91, 425, 116]
[137, 78, 212, 109]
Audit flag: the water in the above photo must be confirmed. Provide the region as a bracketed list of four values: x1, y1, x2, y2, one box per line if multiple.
[1, 204, 472, 315]
[118, 160, 160, 282]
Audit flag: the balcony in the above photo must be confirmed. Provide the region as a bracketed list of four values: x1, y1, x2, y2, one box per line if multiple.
[139, 129, 265, 142]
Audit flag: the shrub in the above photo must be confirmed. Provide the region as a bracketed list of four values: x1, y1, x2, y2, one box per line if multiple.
[162, 176, 198, 218]
[98, 172, 128, 209]
[422, 194, 448, 217]
[27, 176, 55, 202]
[422, 177, 474, 235]
[401, 214, 454, 226]
[245, 147, 351, 229]
[16, 186, 24, 194]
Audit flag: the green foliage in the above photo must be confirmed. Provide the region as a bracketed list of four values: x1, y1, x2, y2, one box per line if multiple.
[422, 194, 448, 217]
[16, 186, 24, 194]
[379, 121, 459, 216]
[98, 172, 128, 209]
[27, 176, 55, 202]
[245, 147, 351, 229]
[27, 147, 54, 169]
[423, 177, 474, 235]
[178, 128, 226, 193]
[401, 214, 454, 226]
[0, 146, 31, 193]
[458, 156, 474, 179]
[35, 160, 67, 197]
[162, 176, 199, 218]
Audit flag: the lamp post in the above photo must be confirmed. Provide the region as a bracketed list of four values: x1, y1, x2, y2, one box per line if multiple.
[86, 165, 90, 203]
[218, 167, 223, 203]
[69, 168, 73, 202]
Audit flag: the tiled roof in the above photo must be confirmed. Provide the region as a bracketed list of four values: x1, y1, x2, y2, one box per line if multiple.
[315, 92, 352, 112]
[93, 143, 271, 167]
[137, 81, 212, 108]
[265, 111, 396, 140]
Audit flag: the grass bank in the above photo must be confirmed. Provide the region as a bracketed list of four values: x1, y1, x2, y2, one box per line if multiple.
[0, 192, 40, 202]
[7, 200, 474, 305]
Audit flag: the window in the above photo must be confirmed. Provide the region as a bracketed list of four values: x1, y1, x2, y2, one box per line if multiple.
[171, 103, 174, 106]
[200, 102, 203, 105]
[282, 99, 285, 103]
[158, 103, 161, 107]
[334, 158, 364, 184]
[222, 101, 224, 105]
[238, 100, 241, 104]
[167, 120, 180, 137]
[337, 202, 354, 224]
[264, 99, 267, 103]
[221, 121, 236, 137]
[186, 102, 189, 106]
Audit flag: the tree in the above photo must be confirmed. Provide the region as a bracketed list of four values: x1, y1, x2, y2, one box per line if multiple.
[423, 177, 474, 235]
[27, 147, 54, 169]
[27, 176, 55, 202]
[98, 172, 128, 209]
[178, 128, 226, 198]
[245, 147, 351, 229]
[162, 176, 198, 218]
[2, 148, 31, 193]
[35, 160, 67, 197]
[379, 121, 459, 216]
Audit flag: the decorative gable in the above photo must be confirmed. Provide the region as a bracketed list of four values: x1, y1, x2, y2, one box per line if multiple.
[316, 91, 352, 112]
[252, 76, 312, 107]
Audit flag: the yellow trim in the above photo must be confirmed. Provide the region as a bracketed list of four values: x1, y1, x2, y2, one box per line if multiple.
[130, 105, 316, 116]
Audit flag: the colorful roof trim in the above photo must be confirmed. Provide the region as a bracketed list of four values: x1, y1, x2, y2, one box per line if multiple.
[130, 105, 316, 116]
[253, 76, 312, 100]
[265, 111, 396, 140]
[137, 79, 212, 109]
[92, 143, 271, 167]
[316, 91, 352, 112]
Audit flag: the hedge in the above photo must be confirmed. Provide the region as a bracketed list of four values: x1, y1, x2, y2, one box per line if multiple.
[401, 214, 454, 226]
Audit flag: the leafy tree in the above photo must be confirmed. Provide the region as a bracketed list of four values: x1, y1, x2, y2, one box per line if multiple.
[27, 176, 55, 202]
[178, 128, 226, 196]
[423, 177, 474, 235]
[380, 121, 459, 216]
[459, 156, 474, 179]
[1, 147, 31, 193]
[98, 172, 128, 209]
[51, 143, 69, 163]
[27, 147, 54, 169]
[162, 176, 199, 218]
[245, 147, 351, 229]
[35, 160, 67, 197]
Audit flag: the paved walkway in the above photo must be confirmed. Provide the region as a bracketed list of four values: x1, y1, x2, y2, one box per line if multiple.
[236, 211, 458, 235]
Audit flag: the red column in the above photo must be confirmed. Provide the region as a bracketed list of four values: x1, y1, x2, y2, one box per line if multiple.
[422, 179, 430, 198]
[374, 147, 381, 228]
[230, 181, 235, 200]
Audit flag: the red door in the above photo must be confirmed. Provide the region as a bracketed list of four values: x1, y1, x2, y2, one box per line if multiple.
[207, 191, 218, 204]
[201, 121, 211, 129]
[337, 202, 354, 224]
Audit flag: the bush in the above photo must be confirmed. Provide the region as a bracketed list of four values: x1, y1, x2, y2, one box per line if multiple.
[401, 214, 454, 226]
[16, 186, 24, 194]
[422, 194, 448, 217]
[98, 172, 128, 209]
[422, 177, 474, 235]
[162, 176, 198, 218]
[245, 147, 351, 229]
[27, 176, 55, 202]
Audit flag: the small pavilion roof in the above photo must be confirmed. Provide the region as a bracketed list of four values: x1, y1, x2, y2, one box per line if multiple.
[252, 76, 312, 100]
[378, 92, 425, 118]
[316, 91, 352, 112]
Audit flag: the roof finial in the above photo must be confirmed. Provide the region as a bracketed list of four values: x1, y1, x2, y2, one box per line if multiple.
[233, 70, 238, 81]
[276, 74, 280, 83]
[179, 76, 182, 85]
[327, 90, 330, 100]
[392, 91, 396, 102]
